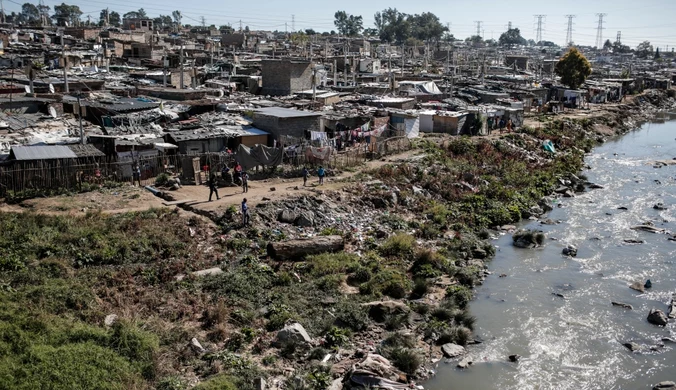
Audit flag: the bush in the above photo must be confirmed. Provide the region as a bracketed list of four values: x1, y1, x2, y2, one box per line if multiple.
[455, 266, 482, 288]
[155, 173, 170, 187]
[156, 376, 187, 390]
[410, 278, 429, 299]
[445, 285, 474, 308]
[411, 249, 452, 278]
[307, 252, 359, 277]
[360, 269, 411, 299]
[437, 325, 472, 346]
[347, 266, 372, 285]
[193, 374, 237, 390]
[388, 347, 421, 375]
[379, 234, 416, 258]
[333, 300, 369, 332]
[324, 327, 351, 347]
[109, 321, 159, 379]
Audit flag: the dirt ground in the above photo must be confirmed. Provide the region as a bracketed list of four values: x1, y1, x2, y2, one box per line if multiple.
[0, 149, 424, 216]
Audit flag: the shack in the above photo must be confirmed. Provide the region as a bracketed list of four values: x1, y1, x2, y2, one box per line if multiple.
[253, 107, 321, 140]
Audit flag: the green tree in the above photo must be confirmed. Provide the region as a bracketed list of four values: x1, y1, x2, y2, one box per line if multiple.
[655, 47, 661, 59]
[219, 24, 234, 34]
[555, 47, 592, 89]
[52, 3, 82, 26]
[334, 10, 363, 37]
[172, 10, 182, 31]
[465, 35, 484, 48]
[99, 9, 120, 26]
[498, 28, 526, 46]
[21, 3, 40, 23]
[636, 41, 653, 58]
[603, 39, 613, 50]
[123, 8, 147, 19]
[374, 7, 410, 44]
[305, 28, 316, 35]
[408, 12, 448, 45]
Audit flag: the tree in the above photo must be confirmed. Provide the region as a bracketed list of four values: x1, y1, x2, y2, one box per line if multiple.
[123, 9, 147, 19]
[52, 3, 82, 26]
[498, 28, 526, 46]
[304, 29, 316, 36]
[408, 12, 447, 45]
[555, 47, 592, 89]
[363, 28, 378, 37]
[21, 3, 40, 23]
[218, 24, 234, 34]
[636, 41, 653, 58]
[172, 10, 182, 31]
[655, 47, 660, 59]
[374, 7, 410, 44]
[334, 11, 363, 37]
[603, 39, 613, 51]
[100, 9, 120, 26]
[465, 35, 484, 48]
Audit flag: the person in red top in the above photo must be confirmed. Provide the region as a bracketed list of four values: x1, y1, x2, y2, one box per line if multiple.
[234, 161, 243, 184]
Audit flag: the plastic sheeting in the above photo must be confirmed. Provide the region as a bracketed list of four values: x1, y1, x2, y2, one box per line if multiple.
[305, 146, 333, 161]
[404, 118, 420, 139]
[235, 144, 284, 170]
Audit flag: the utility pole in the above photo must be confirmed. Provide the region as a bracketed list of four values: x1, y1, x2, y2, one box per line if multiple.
[179, 43, 184, 89]
[76, 93, 84, 144]
[565, 15, 576, 46]
[534, 15, 546, 43]
[201, 16, 206, 28]
[105, 7, 109, 26]
[343, 39, 348, 84]
[311, 67, 316, 102]
[595, 13, 607, 49]
[60, 30, 69, 93]
[162, 52, 167, 87]
[1, 0, 5, 24]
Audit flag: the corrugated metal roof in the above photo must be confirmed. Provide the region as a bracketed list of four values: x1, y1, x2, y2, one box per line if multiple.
[11, 145, 77, 160]
[254, 107, 322, 118]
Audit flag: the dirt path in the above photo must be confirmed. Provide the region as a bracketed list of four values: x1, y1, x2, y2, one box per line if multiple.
[0, 149, 423, 216]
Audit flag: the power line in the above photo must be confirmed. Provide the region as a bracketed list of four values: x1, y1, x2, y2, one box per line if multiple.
[595, 13, 607, 48]
[565, 15, 575, 46]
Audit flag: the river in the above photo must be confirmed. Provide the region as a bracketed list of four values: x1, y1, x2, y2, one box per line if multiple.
[425, 116, 676, 390]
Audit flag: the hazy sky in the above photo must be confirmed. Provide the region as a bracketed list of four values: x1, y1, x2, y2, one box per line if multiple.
[7, 0, 676, 49]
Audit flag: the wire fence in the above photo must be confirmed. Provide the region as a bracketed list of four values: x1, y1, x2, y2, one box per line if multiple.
[0, 137, 413, 198]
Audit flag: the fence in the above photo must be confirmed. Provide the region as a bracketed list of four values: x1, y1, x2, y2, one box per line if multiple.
[0, 137, 413, 198]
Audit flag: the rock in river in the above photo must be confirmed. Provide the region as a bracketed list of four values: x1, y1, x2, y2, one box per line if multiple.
[611, 301, 633, 310]
[441, 343, 466, 358]
[623, 342, 641, 352]
[457, 358, 472, 369]
[653, 381, 676, 390]
[562, 245, 578, 257]
[630, 282, 646, 293]
[647, 309, 669, 326]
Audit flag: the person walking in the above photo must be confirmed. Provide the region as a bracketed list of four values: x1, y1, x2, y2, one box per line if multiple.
[133, 164, 141, 186]
[507, 118, 513, 133]
[241, 198, 250, 226]
[208, 173, 220, 201]
[241, 171, 249, 193]
[302, 167, 309, 187]
[317, 166, 325, 185]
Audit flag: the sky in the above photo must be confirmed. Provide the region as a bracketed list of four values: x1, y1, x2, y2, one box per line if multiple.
[4, 0, 676, 49]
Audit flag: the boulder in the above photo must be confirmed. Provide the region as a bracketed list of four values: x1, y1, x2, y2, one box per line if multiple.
[294, 212, 315, 227]
[278, 210, 298, 224]
[412, 186, 424, 195]
[630, 282, 645, 293]
[191, 268, 223, 278]
[647, 309, 669, 326]
[645, 279, 652, 289]
[588, 183, 604, 189]
[563, 190, 575, 198]
[617, 206, 629, 211]
[190, 337, 206, 354]
[508, 354, 521, 362]
[538, 197, 554, 212]
[654, 203, 668, 210]
[623, 342, 640, 352]
[104, 314, 118, 327]
[562, 245, 578, 257]
[668, 294, 676, 319]
[274, 323, 312, 346]
[457, 358, 472, 369]
[363, 301, 411, 323]
[555, 186, 570, 194]
[653, 381, 676, 390]
[529, 205, 544, 216]
[441, 343, 466, 358]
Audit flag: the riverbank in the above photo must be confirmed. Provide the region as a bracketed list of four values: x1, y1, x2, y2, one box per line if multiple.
[0, 89, 673, 390]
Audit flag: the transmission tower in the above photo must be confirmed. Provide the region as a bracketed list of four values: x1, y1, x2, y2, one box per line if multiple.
[474, 21, 483, 37]
[291, 15, 295, 32]
[200, 16, 206, 27]
[534, 15, 546, 43]
[595, 13, 607, 49]
[507, 21, 512, 30]
[565, 15, 575, 46]
[616, 31, 621, 45]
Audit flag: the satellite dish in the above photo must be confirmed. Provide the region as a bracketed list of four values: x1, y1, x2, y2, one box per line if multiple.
[24, 85, 30, 93]
[49, 83, 55, 94]
[49, 106, 57, 119]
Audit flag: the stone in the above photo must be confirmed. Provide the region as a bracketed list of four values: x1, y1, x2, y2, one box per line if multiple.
[363, 301, 411, 323]
[562, 245, 578, 257]
[275, 323, 312, 346]
[508, 354, 521, 362]
[630, 282, 645, 293]
[623, 342, 640, 352]
[472, 247, 488, 259]
[654, 203, 667, 210]
[647, 309, 669, 326]
[191, 268, 223, 278]
[104, 314, 118, 327]
[254, 377, 266, 390]
[540, 218, 557, 225]
[645, 279, 652, 289]
[412, 186, 424, 195]
[270, 187, 276, 191]
[499, 274, 507, 278]
[611, 302, 633, 310]
[624, 239, 645, 244]
[190, 337, 206, 354]
[617, 206, 629, 210]
[441, 343, 466, 358]
[328, 378, 343, 390]
[457, 358, 472, 369]
[501, 225, 517, 231]
[529, 205, 544, 216]
[555, 186, 570, 194]
[563, 190, 575, 198]
[653, 381, 676, 390]
[262, 197, 271, 201]
[278, 210, 298, 224]
[294, 212, 315, 227]
[588, 183, 604, 189]
[669, 295, 676, 319]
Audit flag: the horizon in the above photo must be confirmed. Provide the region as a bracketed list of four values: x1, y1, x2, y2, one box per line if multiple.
[4, 0, 676, 49]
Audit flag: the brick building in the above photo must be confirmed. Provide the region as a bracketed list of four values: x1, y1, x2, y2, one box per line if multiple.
[261, 59, 314, 96]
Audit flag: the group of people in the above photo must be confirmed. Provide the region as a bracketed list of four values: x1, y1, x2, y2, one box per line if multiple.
[208, 161, 250, 202]
[486, 117, 513, 135]
[302, 166, 326, 186]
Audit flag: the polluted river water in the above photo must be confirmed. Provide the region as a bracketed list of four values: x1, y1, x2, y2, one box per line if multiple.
[424, 117, 676, 390]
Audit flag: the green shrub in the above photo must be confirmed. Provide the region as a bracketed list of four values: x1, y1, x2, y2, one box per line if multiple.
[379, 233, 416, 258]
[411, 249, 452, 278]
[410, 278, 429, 299]
[109, 321, 159, 379]
[388, 347, 421, 375]
[156, 376, 187, 390]
[333, 300, 369, 332]
[360, 269, 411, 299]
[307, 252, 359, 277]
[347, 266, 372, 285]
[455, 266, 483, 288]
[325, 327, 351, 347]
[445, 285, 474, 308]
[155, 173, 170, 187]
[320, 227, 342, 236]
[315, 274, 343, 292]
[193, 374, 237, 390]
